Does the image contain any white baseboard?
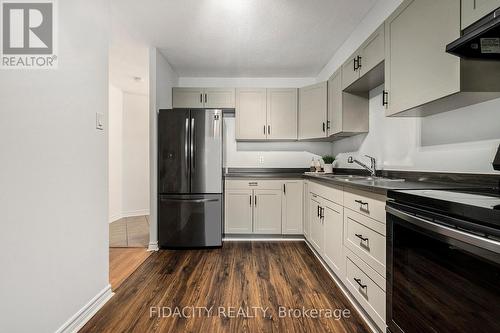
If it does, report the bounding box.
[224,237,304,242]
[55,284,113,333]
[122,209,150,218]
[303,240,380,333]
[147,241,159,251]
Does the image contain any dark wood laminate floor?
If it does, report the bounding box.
[81,242,370,333]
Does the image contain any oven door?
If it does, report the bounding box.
[386,204,500,333]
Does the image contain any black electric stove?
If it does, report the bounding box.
[386,186,500,333]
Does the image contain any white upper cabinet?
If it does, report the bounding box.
[235,88,298,141]
[172,88,204,108]
[327,70,369,137]
[235,88,267,140]
[384,0,461,116]
[204,88,235,108]
[173,88,235,108]
[266,88,298,140]
[359,24,385,78]
[461,0,500,29]
[341,54,361,90]
[298,81,328,140]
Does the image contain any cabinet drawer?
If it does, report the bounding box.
[308,180,343,205]
[343,188,386,222]
[345,252,386,331]
[344,210,385,276]
[225,179,282,190]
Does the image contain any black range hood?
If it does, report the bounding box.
[447,7,500,59]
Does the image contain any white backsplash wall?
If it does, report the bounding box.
[224,117,332,168]
[332,85,500,174]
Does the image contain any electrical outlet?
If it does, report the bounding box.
[259,156,264,164]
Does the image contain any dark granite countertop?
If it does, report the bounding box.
[224,168,491,195]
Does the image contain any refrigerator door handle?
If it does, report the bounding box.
[191,117,195,172]
[185,117,189,178]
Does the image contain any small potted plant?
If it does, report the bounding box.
[322,155,335,174]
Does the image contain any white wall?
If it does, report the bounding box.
[178,77,316,88]
[122,93,150,216]
[223,117,332,168]
[109,85,124,222]
[333,86,500,174]
[149,48,179,250]
[0,1,110,332]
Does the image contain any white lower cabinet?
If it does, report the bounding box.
[224,179,302,235]
[322,200,345,278]
[309,194,324,253]
[254,189,282,234]
[306,180,387,332]
[224,189,253,233]
[282,181,303,234]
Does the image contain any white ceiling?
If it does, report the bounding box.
[110,0,377,80]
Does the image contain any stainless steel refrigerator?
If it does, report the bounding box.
[158,109,223,248]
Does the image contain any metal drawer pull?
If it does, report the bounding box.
[249,182,258,186]
[354,278,367,289]
[355,234,369,242]
[355,199,368,206]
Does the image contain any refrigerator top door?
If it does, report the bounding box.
[158,109,190,194]
[190,109,223,194]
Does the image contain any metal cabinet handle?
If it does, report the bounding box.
[354,278,367,289]
[327,120,331,130]
[255,195,257,206]
[322,122,326,132]
[355,199,368,206]
[320,207,324,219]
[317,205,320,217]
[205,93,207,104]
[249,195,252,206]
[382,90,388,107]
[249,182,258,186]
[268,125,271,135]
[283,184,286,194]
[357,56,362,70]
[355,233,369,242]
[353,57,357,71]
[200,93,203,103]
[264,125,266,135]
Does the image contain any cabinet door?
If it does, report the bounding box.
[298,82,328,140]
[462,0,500,29]
[309,195,323,253]
[172,88,204,108]
[327,70,343,136]
[204,88,235,108]
[385,0,460,116]
[322,200,345,278]
[224,190,253,233]
[303,182,310,239]
[341,55,360,90]
[235,88,267,140]
[253,189,282,234]
[282,181,303,234]
[359,24,385,77]
[267,88,298,140]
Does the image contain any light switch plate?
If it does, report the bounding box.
[96,112,104,130]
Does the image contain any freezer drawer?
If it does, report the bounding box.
[158,194,222,248]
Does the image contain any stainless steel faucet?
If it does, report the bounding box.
[348,155,377,176]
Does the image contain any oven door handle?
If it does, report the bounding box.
[387,206,500,254]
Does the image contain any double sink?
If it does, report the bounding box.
[316,174,406,187]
